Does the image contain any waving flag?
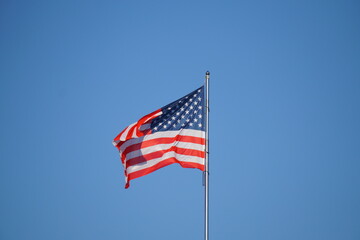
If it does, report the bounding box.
[113,86,206,188]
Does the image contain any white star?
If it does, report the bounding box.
[185,103,189,106]
[168,107,171,110]
[159,122,163,126]
[172,116,176,120]
[194,94,197,97]
[190,106,194,110]
[154,127,158,130]
[198,97,202,101]
[198,123,202,127]
[194,101,198,105]
[177,119,181,123]
[186,119,190,122]
[173,124,176,127]
[198,89,201,92]
[199,114,202,118]
[190,98,193,102]
[194,118,198,122]
[189,123,193,126]
[199,106,202,109]
[185,110,190,114]
[180,107,184,111]
[181,115,185,119]
[176,112,180,115]
[163,125,167,129]
[167,121,171,124]
[181,123,185,127]
[194,110,198,114]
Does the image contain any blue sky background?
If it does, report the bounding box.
[1,0,360,239]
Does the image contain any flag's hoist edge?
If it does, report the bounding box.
[113,86,206,188]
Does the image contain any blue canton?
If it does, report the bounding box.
[151,86,205,132]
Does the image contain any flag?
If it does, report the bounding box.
[113,86,206,188]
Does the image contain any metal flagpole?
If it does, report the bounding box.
[204,71,210,240]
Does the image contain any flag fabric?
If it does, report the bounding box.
[113,86,206,188]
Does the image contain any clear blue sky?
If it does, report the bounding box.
[1,0,360,239]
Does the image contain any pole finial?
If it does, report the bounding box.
[206,71,210,76]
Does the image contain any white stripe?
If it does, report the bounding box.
[119,129,205,153]
[112,140,120,146]
[126,152,204,174]
[131,128,138,138]
[144,111,162,122]
[125,141,205,161]
[139,123,151,131]
[119,122,137,141]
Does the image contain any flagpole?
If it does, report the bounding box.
[204,71,210,240]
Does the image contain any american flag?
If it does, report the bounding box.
[113,86,206,188]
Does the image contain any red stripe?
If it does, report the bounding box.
[126,124,137,139]
[138,109,162,125]
[113,128,128,148]
[125,158,205,188]
[122,135,205,158]
[135,109,162,137]
[113,124,136,149]
[113,109,162,149]
[126,146,205,167]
